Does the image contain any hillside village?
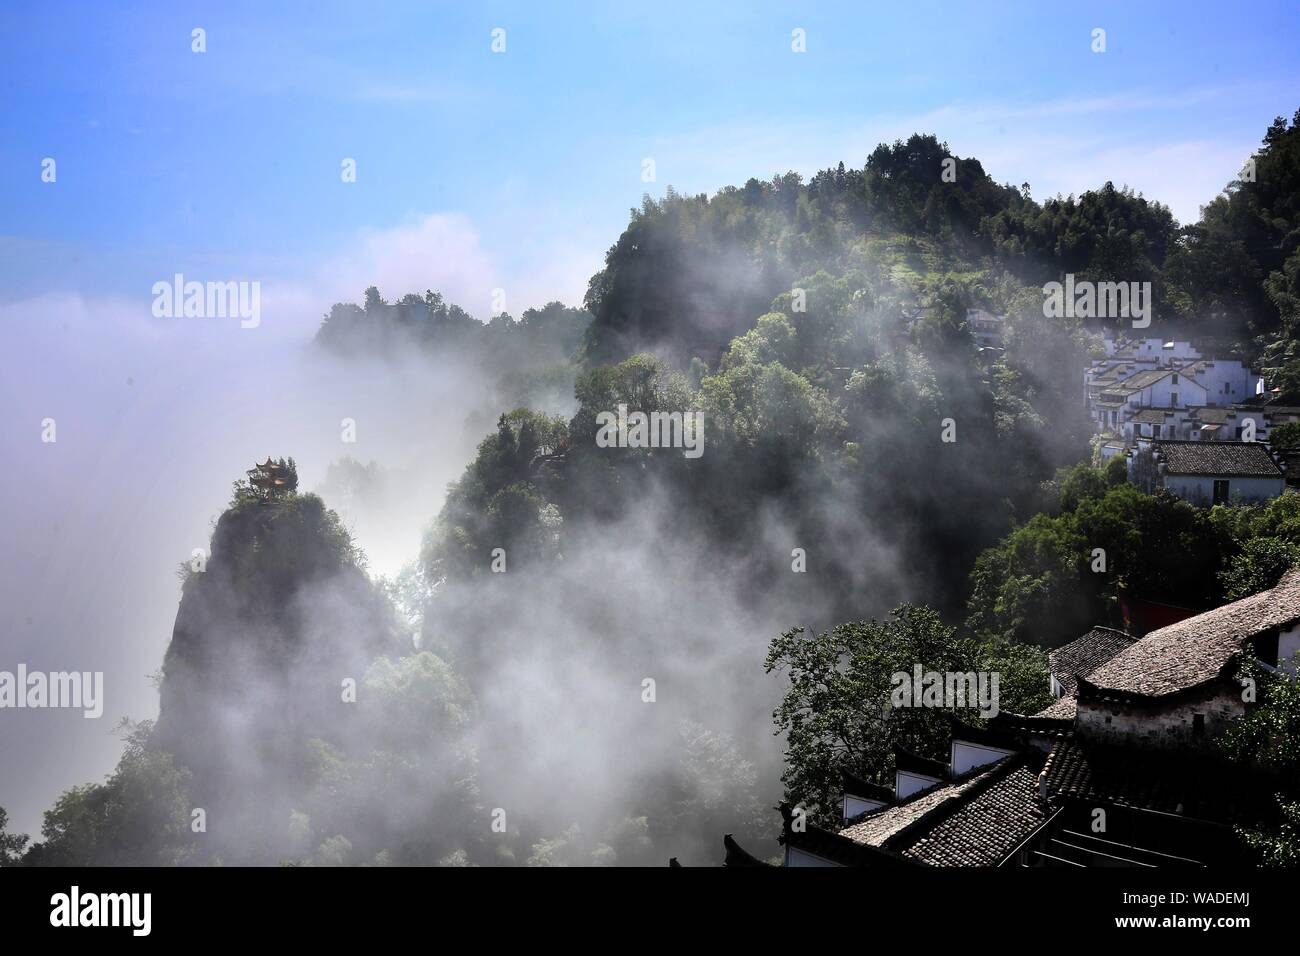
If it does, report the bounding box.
[714,318,1300,869]
[968,312,1295,505]
[724,567,1300,868]
[1086,334,1295,504]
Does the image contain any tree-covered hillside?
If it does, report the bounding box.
[583,119,1300,370]
[9,114,1299,867]
[317,286,591,378]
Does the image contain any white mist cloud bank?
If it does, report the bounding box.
[290,211,592,323]
[0,263,503,834]
[0,189,612,838]
[319,213,498,315]
[0,286,790,856]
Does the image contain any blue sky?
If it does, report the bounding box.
[2,0,1299,317]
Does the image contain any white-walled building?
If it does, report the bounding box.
[1085,338,1266,456]
[1185,359,1264,405]
[1135,440,1286,505]
[1092,368,1208,431]
[1122,406,1191,442]
[1186,406,1271,442]
[1120,367,1208,411]
[1102,336,1202,363]
[963,308,1004,349]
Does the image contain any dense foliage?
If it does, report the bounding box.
[584,116,1300,375]
[1220,664,1300,865]
[967,462,1300,647]
[764,606,1050,827]
[317,286,591,381]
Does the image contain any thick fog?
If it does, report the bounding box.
[0,231,1085,865]
[0,282,847,862]
[0,285,495,836]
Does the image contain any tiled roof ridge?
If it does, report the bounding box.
[880,753,1032,853]
[1052,625,1136,652]
[1050,626,1138,695]
[1076,656,1243,703]
[786,818,918,867]
[841,805,888,827]
[1088,624,1136,641]
[1032,695,1078,720]
[894,745,950,780]
[1119,368,1204,392]
[1040,738,1070,800]
[1085,566,1300,697]
[988,711,1074,737]
[1152,437,1260,444]
[847,754,1019,832]
[847,748,1009,825]
[841,768,894,804]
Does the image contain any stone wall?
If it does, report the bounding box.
[1076,683,1245,751]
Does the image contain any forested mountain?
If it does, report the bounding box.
[582,120,1299,368]
[317,287,591,378]
[1171,113,1300,386]
[416,114,1300,834]
[7,114,1299,867]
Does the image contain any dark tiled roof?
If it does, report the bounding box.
[840,760,1006,847]
[1086,569,1300,697]
[1033,695,1078,720]
[989,711,1074,738]
[1094,365,1138,382]
[1043,739,1187,814]
[945,714,1024,751]
[1152,440,1283,478]
[784,820,915,867]
[1131,408,1172,424]
[1189,406,1234,425]
[894,756,1048,866]
[1049,626,1136,695]
[1120,369,1184,392]
[1041,739,1275,822]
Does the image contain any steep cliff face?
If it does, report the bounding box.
[155,490,406,859]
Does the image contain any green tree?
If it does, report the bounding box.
[293,652,481,867]
[765,605,978,825]
[980,636,1053,717]
[1270,420,1300,449]
[0,807,29,865]
[1220,664,1300,865]
[24,722,197,866]
[1219,537,1300,601]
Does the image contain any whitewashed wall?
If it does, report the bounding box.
[1162,474,1284,505]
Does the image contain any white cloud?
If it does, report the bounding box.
[286,211,595,324]
[318,212,497,314]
